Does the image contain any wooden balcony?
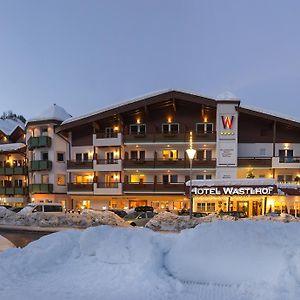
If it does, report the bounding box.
[0,166,28,175]
[123,182,185,193]
[67,160,93,170]
[29,160,52,171]
[27,136,51,150]
[67,183,94,192]
[0,186,28,195]
[238,157,272,168]
[123,158,216,169]
[29,184,53,194]
[123,131,216,143]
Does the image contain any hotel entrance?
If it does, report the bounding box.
[237,201,249,217]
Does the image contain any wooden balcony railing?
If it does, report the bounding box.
[123,182,185,193]
[67,160,93,169]
[123,158,216,169]
[238,157,272,167]
[67,183,94,192]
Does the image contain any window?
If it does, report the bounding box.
[42,175,49,184]
[75,153,89,161]
[76,153,82,161]
[44,205,63,213]
[130,124,146,135]
[83,153,89,161]
[196,123,213,133]
[196,175,204,180]
[162,123,179,134]
[259,148,266,156]
[14,179,23,187]
[105,127,113,138]
[76,175,93,183]
[196,149,212,160]
[130,150,145,160]
[162,149,178,160]
[57,175,66,186]
[277,175,284,182]
[207,202,216,212]
[162,174,178,184]
[57,152,65,162]
[41,127,48,136]
[197,203,206,211]
[130,174,145,183]
[196,174,212,180]
[41,152,48,160]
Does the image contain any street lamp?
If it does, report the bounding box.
[186,131,196,219]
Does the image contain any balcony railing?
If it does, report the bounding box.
[278,156,300,163]
[27,136,52,150]
[123,158,216,169]
[67,160,93,170]
[0,186,28,195]
[29,184,53,194]
[123,131,216,143]
[97,182,119,188]
[96,159,120,165]
[29,160,52,171]
[95,132,118,139]
[123,182,185,193]
[0,166,28,175]
[238,157,272,168]
[67,183,94,192]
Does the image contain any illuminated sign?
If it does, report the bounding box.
[221,116,234,130]
[191,186,275,196]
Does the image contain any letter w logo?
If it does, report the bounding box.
[221,116,234,129]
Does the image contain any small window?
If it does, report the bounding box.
[57,175,66,186]
[205,174,212,180]
[57,152,65,162]
[130,124,146,135]
[42,175,49,184]
[162,123,179,134]
[41,152,48,160]
[41,128,48,136]
[14,179,23,187]
[196,175,204,180]
[196,123,213,133]
[285,175,293,182]
[207,203,216,212]
[170,175,178,183]
[162,150,178,160]
[277,175,285,182]
[76,153,82,161]
[83,153,89,161]
[197,203,206,211]
[162,175,169,184]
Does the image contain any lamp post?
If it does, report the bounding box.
[186,131,196,219]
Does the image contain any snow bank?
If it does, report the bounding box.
[250,212,300,223]
[0,207,129,228]
[146,212,235,231]
[0,235,15,252]
[1,222,300,299]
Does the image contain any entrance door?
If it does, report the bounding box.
[237,201,249,217]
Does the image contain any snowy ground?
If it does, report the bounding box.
[0,221,300,300]
[0,235,14,252]
[0,207,129,228]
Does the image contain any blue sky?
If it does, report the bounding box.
[0,0,300,119]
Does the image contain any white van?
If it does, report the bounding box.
[19,203,64,214]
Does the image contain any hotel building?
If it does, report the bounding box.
[49,89,300,216]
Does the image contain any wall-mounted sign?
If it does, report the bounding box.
[191,185,275,196]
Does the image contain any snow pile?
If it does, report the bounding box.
[250,212,300,223]
[1,222,300,299]
[0,235,15,252]
[145,212,235,231]
[0,207,129,228]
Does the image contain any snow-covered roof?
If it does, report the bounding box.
[0,143,26,153]
[186,178,276,187]
[0,118,25,136]
[61,89,215,126]
[240,105,300,124]
[27,104,71,123]
[216,91,240,101]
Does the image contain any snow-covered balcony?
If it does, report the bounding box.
[94,182,122,195]
[93,159,122,172]
[272,156,300,169]
[93,132,122,147]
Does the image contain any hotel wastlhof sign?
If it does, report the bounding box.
[191,185,276,196]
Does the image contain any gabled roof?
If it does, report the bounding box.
[58,89,216,131]
[0,143,26,153]
[27,104,72,125]
[0,118,25,136]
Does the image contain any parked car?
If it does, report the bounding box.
[19,203,64,214]
[134,206,154,213]
[178,210,208,218]
[0,205,13,209]
[124,211,156,227]
[109,209,127,218]
[9,207,24,213]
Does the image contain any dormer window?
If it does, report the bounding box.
[196,123,213,134]
[130,124,146,135]
[162,123,179,134]
[41,127,48,136]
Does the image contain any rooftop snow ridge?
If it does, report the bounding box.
[0,118,25,136]
[27,104,72,123]
[216,91,240,101]
[61,89,215,125]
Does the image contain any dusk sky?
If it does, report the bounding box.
[0,0,300,120]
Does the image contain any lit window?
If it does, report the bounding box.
[57,175,66,186]
[162,149,178,160]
